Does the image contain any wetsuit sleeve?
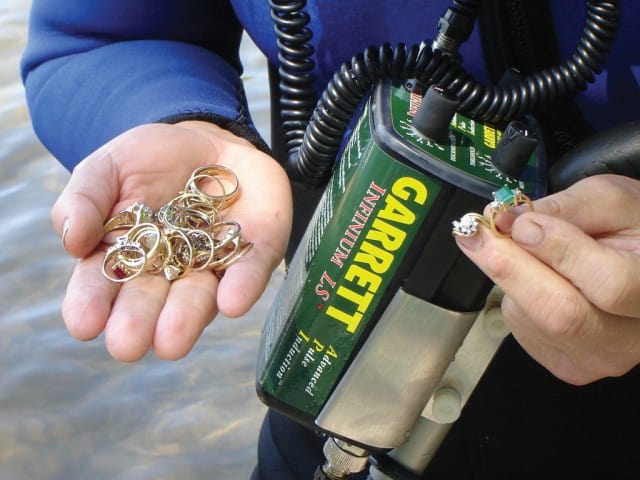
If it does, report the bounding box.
[21,0,269,171]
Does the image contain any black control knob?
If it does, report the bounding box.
[412,85,459,143]
[491,120,538,178]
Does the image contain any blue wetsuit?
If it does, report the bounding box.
[21,1,640,478]
[21,1,640,169]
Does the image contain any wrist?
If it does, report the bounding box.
[161,112,272,155]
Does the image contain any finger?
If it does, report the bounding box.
[216,201,291,317]
[498,294,578,380]
[501,292,640,385]
[455,212,640,385]
[52,147,119,258]
[499,294,604,385]
[216,158,292,317]
[153,270,219,360]
[217,246,276,318]
[62,252,119,341]
[511,212,640,317]
[454,225,595,339]
[104,274,170,362]
[534,174,640,234]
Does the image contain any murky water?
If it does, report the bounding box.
[0,2,277,478]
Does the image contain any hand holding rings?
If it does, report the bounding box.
[452,186,533,238]
[101,165,252,283]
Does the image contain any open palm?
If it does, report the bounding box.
[51,121,292,361]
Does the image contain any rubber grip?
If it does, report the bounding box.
[549,121,640,192]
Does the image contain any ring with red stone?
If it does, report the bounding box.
[101,236,147,282]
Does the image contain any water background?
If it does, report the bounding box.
[0,1,278,478]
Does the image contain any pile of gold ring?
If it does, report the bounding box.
[101,165,252,283]
[452,185,533,238]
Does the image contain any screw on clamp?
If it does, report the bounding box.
[314,437,370,479]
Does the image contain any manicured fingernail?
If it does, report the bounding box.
[453,229,483,251]
[512,217,544,246]
[510,203,530,215]
[61,218,71,253]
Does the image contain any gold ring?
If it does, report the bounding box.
[157,205,214,231]
[127,223,163,263]
[186,165,239,209]
[104,202,154,233]
[101,236,147,282]
[145,234,173,275]
[187,229,216,270]
[165,193,223,227]
[451,212,489,237]
[162,228,194,281]
[101,165,250,283]
[207,221,251,270]
[488,186,533,237]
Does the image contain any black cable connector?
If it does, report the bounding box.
[432,7,476,56]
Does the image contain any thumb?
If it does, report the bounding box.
[52,146,119,258]
[536,174,640,234]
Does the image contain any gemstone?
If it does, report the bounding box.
[452,213,479,236]
[492,186,516,205]
[131,201,154,224]
[163,264,181,281]
[157,205,174,224]
[112,265,128,279]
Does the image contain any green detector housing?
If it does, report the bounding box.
[256,79,544,449]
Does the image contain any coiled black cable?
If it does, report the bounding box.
[270,0,621,186]
[446,1,621,122]
[292,45,457,184]
[269,0,318,153]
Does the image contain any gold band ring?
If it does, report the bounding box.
[104,202,155,233]
[487,186,533,237]
[186,165,239,209]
